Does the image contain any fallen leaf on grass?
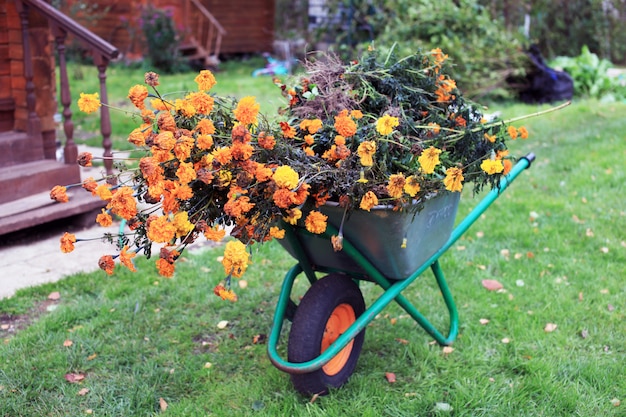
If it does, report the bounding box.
[87,353,97,361]
[48,292,61,301]
[434,402,453,412]
[479,318,490,325]
[77,388,90,396]
[64,373,85,383]
[611,398,621,407]
[607,304,615,312]
[252,334,267,344]
[385,372,396,383]
[580,329,589,339]
[63,340,73,347]
[544,323,558,332]
[159,397,168,411]
[217,320,229,329]
[395,338,409,345]
[442,346,454,355]
[501,338,511,344]
[600,247,609,253]
[482,279,503,291]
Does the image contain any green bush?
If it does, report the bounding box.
[551,46,626,100]
[139,5,185,74]
[311,0,529,100]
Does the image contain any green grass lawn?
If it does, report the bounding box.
[2,94,625,416]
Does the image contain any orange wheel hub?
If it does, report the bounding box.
[321,303,356,376]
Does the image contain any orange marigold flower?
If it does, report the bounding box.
[214,285,238,302]
[481,159,504,175]
[147,215,176,243]
[60,232,76,253]
[331,234,344,251]
[455,115,467,127]
[176,161,197,185]
[233,96,260,125]
[375,114,399,136]
[150,98,174,111]
[431,47,449,65]
[507,125,518,139]
[304,146,315,156]
[120,245,137,272]
[305,211,328,234]
[212,147,233,165]
[518,126,529,139]
[95,184,112,201]
[128,84,148,110]
[254,164,273,182]
[273,188,297,208]
[222,240,250,278]
[157,112,176,132]
[77,152,93,167]
[195,69,217,91]
[204,225,226,242]
[195,118,216,135]
[156,258,175,278]
[444,167,464,192]
[269,226,285,239]
[231,141,254,161]
[129,127,148,146]
[334,112,357,137]
[427,122,441,135]
[350,109,363,119]
[196,134,214,150]
[50,185,69,203]
[387,173,406,199]
[77,92,100,114]
[175,98,196,118]
[359,191,379,211]
[280,121,296,138]
[503,159,513,175]
[225,195,255,218]
[418,146,442,174]
[96,208,113,227]
[257,132,276,150]
[186,91,214,114]
[299,118,323,134]
[154,131,176,151]
[357,140,376,166]
[484,133,496,143]
[98,255,115,275]
[82,177,98,194]
[403,175,421,197]
[109,186,137,220]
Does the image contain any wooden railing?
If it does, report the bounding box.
[183,0,226,63]
[19,0,119,178]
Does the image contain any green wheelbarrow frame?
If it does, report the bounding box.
[268,153,536,374]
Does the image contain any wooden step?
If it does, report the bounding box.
[0,130,46,166]
[0,159,81,204]
[0,187,106,236]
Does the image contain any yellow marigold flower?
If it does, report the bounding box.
[50,185,69,203]
[334,112,357,137]
[222,240,250,278]
[60,232,76,253]
[359,191,379,211]
[195,69,217,91]
[109,186,137,220]
[147,215,176,243]
[196,118,216,135]
[273,166,299,189]
[403,175,421,197]
[387,173,406,198]
[96,208,113,227]
[233,96,260,125]
[481,159,504,175]
[156,258,175,278]
[305,211,328,234]
[217,169,232,187]
[98,255,115,275]
[418,146,442,174]
[444,167,464,192]
[518,126,529,139]
[175,98,196,118]
[283,208,302,225]
[95,184,112,201]
[77,92,100,114]
[120,246,137,272]
[507,125,518,139]
[150,98,174,111]
[173,211,194,238]
[375,114,399,136]
[186,91,214,114]
[269,226,285,239]
[128,85,148,109]
[357,140,376,167]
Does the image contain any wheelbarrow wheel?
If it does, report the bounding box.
[287,273,366,395]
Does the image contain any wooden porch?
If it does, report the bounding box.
[0,0,118,236]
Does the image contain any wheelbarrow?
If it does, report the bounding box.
[267,153,536,395]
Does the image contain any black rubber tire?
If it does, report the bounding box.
[287,273,366,395]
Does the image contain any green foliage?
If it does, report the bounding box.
[311,0,529,100]
[139,5,186,74]
[551,46,626,100]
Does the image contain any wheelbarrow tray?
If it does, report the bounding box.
[278,192,461,280]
